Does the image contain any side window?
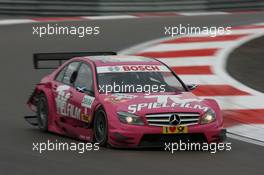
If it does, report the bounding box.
[55,65,67,82]
[74,63,94,92]
[62,62,80,85]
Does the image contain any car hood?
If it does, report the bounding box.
[99,92,211,116]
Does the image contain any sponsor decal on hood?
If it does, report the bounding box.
[104,93,137,104]
[126,95,208,113]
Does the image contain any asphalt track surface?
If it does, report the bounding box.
[227,36,264,93]
[0,13,264,175]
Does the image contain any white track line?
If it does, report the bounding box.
[0,19,35,25]
[227,133,264,147]
[228,29,264,35]
[200,95,264,110]
[228,125,264,143]
[179,12,230,16]
[158,57,214,67]
[179,75,227,85]
[140,42,234,52]
[81,15,137,20]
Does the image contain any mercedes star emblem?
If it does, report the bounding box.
[169,114,181,125]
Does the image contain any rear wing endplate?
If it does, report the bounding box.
[33,52,117,69]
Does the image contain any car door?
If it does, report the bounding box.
[52,61,81,122]
[70,62,95,126]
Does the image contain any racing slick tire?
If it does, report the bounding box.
[93,108,108,147]
[36,93,49,131]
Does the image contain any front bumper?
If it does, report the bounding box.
[108,122,226,148]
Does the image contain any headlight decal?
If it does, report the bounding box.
[117,112,144,125]
[200,109,216,124]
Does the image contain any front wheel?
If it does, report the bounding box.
[37,93,49,131]
[93,109,108,147]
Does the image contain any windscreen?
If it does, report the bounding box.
[96,65,185,94]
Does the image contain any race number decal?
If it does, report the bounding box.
[81,95,95,109]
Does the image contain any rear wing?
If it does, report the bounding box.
[33,52,117,69]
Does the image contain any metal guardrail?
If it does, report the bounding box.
[0,0,263,16]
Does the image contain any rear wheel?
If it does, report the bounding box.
[37,93,49,131]
[93,109,108,147]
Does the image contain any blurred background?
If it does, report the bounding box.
[0,0,263,16]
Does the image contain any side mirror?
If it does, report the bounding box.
[70,71,78,84]
[76,86,87,93]
[186,84,198,91]
[76,86,94,96]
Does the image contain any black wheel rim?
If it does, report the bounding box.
[95,112,107,143]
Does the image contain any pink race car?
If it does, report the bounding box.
[25,52,226,148]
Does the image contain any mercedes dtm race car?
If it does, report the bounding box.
[25,52,226,148]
